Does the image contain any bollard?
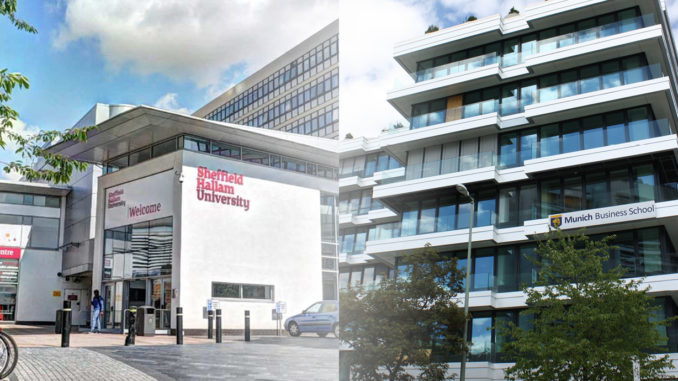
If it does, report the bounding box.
[207,309,214,339]
[216,309,222,343]
[125,309,137,346]
[176,307,183,345]
[244,310,250,342]
[61,301,71,348]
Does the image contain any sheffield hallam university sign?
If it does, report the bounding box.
[548,201,656,230]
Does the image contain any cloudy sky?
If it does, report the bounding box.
[2,0,678,179]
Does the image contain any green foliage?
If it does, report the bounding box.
[345,133,354,139]
[466,15,477,22]
[339,244,466,380]
[425,25,439,34]
[508,7,519,15]
[502,229,674,381]
[1,0,94,184]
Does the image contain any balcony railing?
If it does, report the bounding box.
[411,63,663,129]
[414,14,654,83]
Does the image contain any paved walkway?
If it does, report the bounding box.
[6,337,338,380]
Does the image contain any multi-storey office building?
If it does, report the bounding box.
[193,20,339,139]
[339,0,678,378]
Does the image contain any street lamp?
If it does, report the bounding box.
[456,183,474,381]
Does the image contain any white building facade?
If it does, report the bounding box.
[339,0,678,378]
[48,106,338,333]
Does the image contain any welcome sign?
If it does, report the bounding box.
[548,201,656,230]
[104,170,175,229]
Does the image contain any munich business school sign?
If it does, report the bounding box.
[548,201,656,230]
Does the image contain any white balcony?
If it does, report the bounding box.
[338,208,399,228]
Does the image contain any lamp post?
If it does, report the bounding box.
[456,183,474,381]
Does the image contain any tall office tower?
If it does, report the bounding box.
[339,0,678,377]
[193,20,339,139]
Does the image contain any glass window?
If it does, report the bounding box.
[622,55,647,84]
[605,111,627,145]
[497,247,517,292]
[521,34,537,59]
[639,229,662,274]
[602,61,621,89]
[563,176,582,212]
[559,70,578,98]
[476,193,496,227]
[519,184,538,223]
[498,188,517,228]
[401,202,419,237]
[541,179,562,218]
[538,28,558,53]
[354,230,367,253]
[429,99,446,126]
[628,106,650,141]
[585,172,609,209]
[183,136,209,153]
[500,133,518,168]
[463,91,481,118]
[243,149,269,165]
[562,120,581,154]
[129,147,151,166]
[364,154,378,177]
[473,254,494,290]
[634,165,656,202]
[598,14,617,37]
[610,169,632,206]
[520,81,538,110]
[470,315,493,358]
[500,86,519,115]
[540,124,560,157]
[457,202,472,230]
[538,73,559,102]
[520,129,537,165]
[558,23,576,48]
[582,115,604,150]
[418,200,437,234]
[152,139,177,158]
[211,141,241,160]
[577,18,597,43]
[212,283,240,298]
[520,245,538,287]
[0,193,22,205]
[502,39,520,67]
[242,284,273,300]
[580,64,601,93]
[437,197,456,232]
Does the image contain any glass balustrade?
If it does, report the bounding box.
[414,14,653,83]
[411,63,663,129]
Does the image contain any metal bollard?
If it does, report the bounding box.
[216,309,222,343]
[244,310,250,342]
[176,307,183,345]
[125,309,137,346]
[61,301,71,348]
[207,310,214,339]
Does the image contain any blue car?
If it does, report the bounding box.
[285,300,339,337]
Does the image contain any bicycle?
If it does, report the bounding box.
[0,329,18,379]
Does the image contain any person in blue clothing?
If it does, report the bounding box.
[91,290,104,333]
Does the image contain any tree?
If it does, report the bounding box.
[344,132,354,139]
[508,7,519,15]
[339,244,466,381]
[425,25,439,34]
[1,0,94,184]
[503,229,674,381]
[466,15,477,22]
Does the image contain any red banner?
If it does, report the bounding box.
[0,247,21,260]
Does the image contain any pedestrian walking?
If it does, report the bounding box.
[91,290,104,333]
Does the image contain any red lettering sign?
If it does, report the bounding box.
[0,247,21,260]
[196,166,251,211]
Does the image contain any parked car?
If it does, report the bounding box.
[285,300,339,337]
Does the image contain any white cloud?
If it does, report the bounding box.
[0,170,23,182]
[53,0,338,89]
[153,92,191,114]
[437,0,530,21]
[6,119,41,151]
[666,0,678,45]
[339,0,437,139]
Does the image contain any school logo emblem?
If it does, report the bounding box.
[550,215,562,229]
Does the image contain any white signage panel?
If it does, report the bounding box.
[548,201,656,230]
[104,171,175,229]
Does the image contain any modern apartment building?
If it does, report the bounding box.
[193,20,339,139]
[339,0,678,378]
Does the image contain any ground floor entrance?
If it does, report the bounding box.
[103,277,171,331]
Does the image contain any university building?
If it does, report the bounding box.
[0,22,340,332]
[339,0,678,377]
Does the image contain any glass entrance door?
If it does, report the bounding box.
[151,278,171,329]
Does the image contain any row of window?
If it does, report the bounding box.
[340,152,402,178]
[206,35,338,123]
[402,106,666,182]
[238,71,339,130]
[0,214,60,250]
[211,282,274,300]
[0,192,60,208]
[341,226,675,294]
[415,7,645,82]
[342,158,678,250]
[338,189,385,216]
[411,54,656,129]
[103,217,173,280]
[282,103,338,136]
[102,135,338,180]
